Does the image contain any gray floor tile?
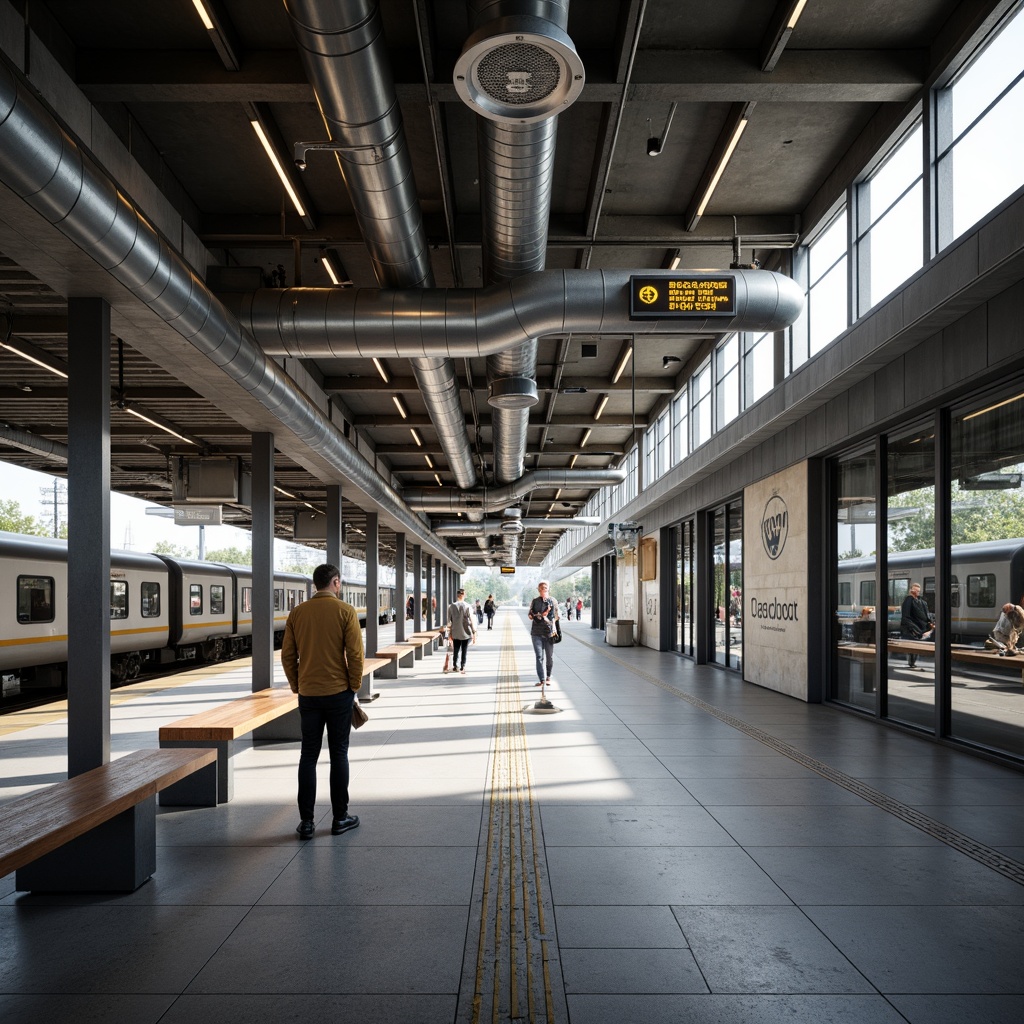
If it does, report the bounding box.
[561,946,708,993]
[888,994,1024,1022]
[529,774,698,806]
[672,905,875,994]
[566,993,909,1023]
[159,993,458,1023]
[805,905,1024,993]
[555,905,689,948]
[156,802,301,845]
[528,753,675,779]
[659,754,818,779]
[0,993,175,1024]
[186,905,467,994]
[0,904,247,993]
[680,775,869,806]
[748,845,1024,905]
[540,804,737,846]
[548,847,791,906]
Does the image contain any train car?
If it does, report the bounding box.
[338,580,396,627]
[837,538,1024,643]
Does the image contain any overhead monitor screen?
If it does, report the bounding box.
[629,276,736,318]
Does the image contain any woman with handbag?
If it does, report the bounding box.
[528,580,560,687]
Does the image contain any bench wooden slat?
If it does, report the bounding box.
[159,687,298,742]
[0,748,217,878]
[362,657,391,674]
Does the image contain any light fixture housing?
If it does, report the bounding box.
[392,395,408,419]
[250,118,307,219]
[372,357,390,383]
[594,394,609,420]
[611,345,633,385]
[123,404,200,446]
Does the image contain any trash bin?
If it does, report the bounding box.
[605,618,634,646]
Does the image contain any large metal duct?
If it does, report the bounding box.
[0,57,462,569]
[235,269,804,357]
[455,0,585,483]
[284,0,477,490]
[404,468,626,514]
[0,422,69,462]
[433,516,601,535]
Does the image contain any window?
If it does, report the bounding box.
[860,579,876,606]
[838,581,852,605]
[17,575,54,623]
[807,212,849,357]
[654,409,670,480]
[743,331,774,407]
[110,580,128,619]
[714,335,739,430]
[190,584,203,615]
[950,574,960,609]
[967,573,996,607]
[274,588,285,611]
[241,587,252,613]
[672,389,689,464]
[937,6,1024,247]
[857,123,923,312]
[141,582,161,617]
[692,360,712,448]
[210,584,226,615]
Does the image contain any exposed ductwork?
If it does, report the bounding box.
[433,515,601,536]
[283,0,478,490]
[456,0,583,484]
[0,55,464,570]
[0,422,69,462]
[403,468,627,514]
[234,269,804,357]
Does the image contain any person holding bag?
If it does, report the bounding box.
[528,580,560,687]
[446,587,476,675]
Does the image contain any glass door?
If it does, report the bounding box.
[710,501,742,669]
[676,520,695,656]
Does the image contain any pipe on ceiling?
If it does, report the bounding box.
[283,0,478,490]
[433,516,601,535]
[0,422,69,462]
[403,468,626,514]
[0,57,464,571]
[234,268,804,357]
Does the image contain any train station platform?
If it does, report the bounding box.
[2,610,1024,1023]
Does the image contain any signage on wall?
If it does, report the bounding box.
[761,492,789,560]
[629,275,736,319]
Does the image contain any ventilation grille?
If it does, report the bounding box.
[475,43,561,105]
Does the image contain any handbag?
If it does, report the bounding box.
[351,698,368,729]
[551,620,562,643]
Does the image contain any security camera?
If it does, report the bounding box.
[294,158,307,171]
[662,355,681,369]
[647,137,662,157]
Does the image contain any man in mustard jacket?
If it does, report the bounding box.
[282,563,364,839]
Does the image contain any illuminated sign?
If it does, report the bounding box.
[173,505,222,525]
[500,566,516,575]
[629,276,735,318]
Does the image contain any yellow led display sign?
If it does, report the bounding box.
[500,566,516,574]
[629,275,735,318]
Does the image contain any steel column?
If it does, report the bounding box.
[251,432,275,691]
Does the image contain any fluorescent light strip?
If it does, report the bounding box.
[787,0,809,30]
[569,454,579,468]
[372,358,389,383]
[425,454,434,469]
[594,394,609,420]
[581,428,592,447]
[668,254,681,270]
[964,391,1024,420]
[410,428,422,446]
[124,405,196,445]
[434,473,443,487]
[392,395,408,419]
[0,340,68,379]
[274,486,298,499]
[322,256,340,286]
[191,0,214,30]
[250,120,306,218]
[696,118,748,218]
[611,347,633,385]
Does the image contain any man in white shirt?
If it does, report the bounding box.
[446,587,476,674]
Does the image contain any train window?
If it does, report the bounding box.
[17,575,54,623]
[210,585,226,615]
[274,588,285,611]
[923,577,936,614]
[287,588,298,610]
[242,587,252,613]
[190,584,203,615]
[889,578,910,606]
[110,581,128,619]
[967,573,996,607]
[141,582,161,617]
[838,582,852,605]
[950,575,960,609]
[860,579,876,606]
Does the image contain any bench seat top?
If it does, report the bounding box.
[0,748,217,878]
[160,687,297,742]
[362,656,391,673]
[375,645,413,658]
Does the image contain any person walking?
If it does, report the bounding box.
[900,581,934,669]
[475,598,484,625]
[528,580,559,687]
[447,587,476,674]
[484,594,496,629]
[282,563,363,839]
[575,597,583,621]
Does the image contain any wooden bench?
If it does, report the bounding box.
[408,631,442,653]
[374,643,418,677]
[358,656,391,701]
[1,748,217,893]
[838,641,1024,687]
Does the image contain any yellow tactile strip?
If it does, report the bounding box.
[457,616,567,1024]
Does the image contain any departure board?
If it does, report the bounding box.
[629,276,735,318]
[500,566,516,574]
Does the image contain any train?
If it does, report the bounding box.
[836,538,1024,643]
[0,532,396,695]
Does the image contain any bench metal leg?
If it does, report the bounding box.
[254,706,302,742]
[160,739,232,804]
[16,799,157,892]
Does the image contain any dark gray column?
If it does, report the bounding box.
[425,555,433,631]
[67,297,111,776]
[658,526,675,652]
[434,558,442,628]
[413,545,423,632]
[251,432,275,691]
[394,532,406,642]
[591,560,600,630]
[365,511,379,657]
[326,484,342,568]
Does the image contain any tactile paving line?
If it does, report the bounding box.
[457,616,567,1024]
[570,632,1024,889]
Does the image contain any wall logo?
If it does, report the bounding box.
[761,493,789,560]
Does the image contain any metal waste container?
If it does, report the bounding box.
[605,618,634,646]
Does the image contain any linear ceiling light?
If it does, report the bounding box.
[392,395,408,419]
[434,473,443,487]
[321,253,340,286]
[580,428,592,447]
[410,427,422,445]
[594,394,609,420]
[0,338,68,378]
[274,485,298,499]
[372,357,390,383]
[250,119,306,218]
[569,453,579,468]
[787,0,809,29]
[191,0,214,30]
[696,117,749,218]
[425,454,434,469]
[610,346,633,385]
[124,404,199,446]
